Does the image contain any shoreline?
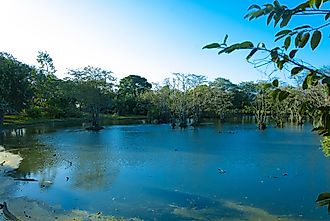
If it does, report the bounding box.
[0,145,142,221]
[1,115,148,130]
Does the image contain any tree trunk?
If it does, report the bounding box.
[86,107,104,131]
[258,122,267,130]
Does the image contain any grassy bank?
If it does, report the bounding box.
[2,114,147,128]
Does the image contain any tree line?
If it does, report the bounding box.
[1,51,328,130]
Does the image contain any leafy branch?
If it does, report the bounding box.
[203,0,330,137]
[246,0,330,27]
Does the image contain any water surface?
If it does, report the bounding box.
[1,122,330,220]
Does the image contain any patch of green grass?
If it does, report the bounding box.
[3,114,147,128]
[3,115,84,127]
[106,114,147,120]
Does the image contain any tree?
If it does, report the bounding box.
[203,0,330,133]
[210,77,250,113]
[36,51,56,75]
[118,75,152,97]
[67,66,115,130]
[140,85,172,123]
[28,51,74,118]
[210,77,237,91]
[209,86,233,121]
[164,73,206,128]
[252,82,273,129]
[188,84,211,125]
[0,52,33,125]
[282,87,304,125]
[237,81,259,113]
[116,75,152,115]
[186,74,207,126]
[269,88,290,127]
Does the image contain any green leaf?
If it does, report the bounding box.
[275,29,292,37]
[288,31,298,36]
[273,13,282,27]
[264,3,273,8]
[223,34,229,44]
[309,0,316,8]
[289,49,298,59]
[295,2,310,10]
[293,25,312,30]
[280,11,292,28]
[244,12,253,19]
[316,199,330,207]
[279,90,290,101]
[283,54,289,62]
[220,43,241,54]
[291,67,304,76]
[218,48,226,55]
[295,32,304,47]
[304,71,320,88]
[311,30,322,50]
[284,36,291,50]
[246,48,258,60]
[271,50,279,62]
[272,79,279,87]
[299,32,310,48]
[303,77,308,89]
[270,88,281,98]
[277,60,284,70]
[267,11,275,25]
[315,0,324,8]
[248,4,261,10]
[203,43,221,49]
[275,35,287,42]
[239,41,254,49]
[249,10,264,20]
[322,77,330,85]
[326,12,330,20]
[316,193,330,203]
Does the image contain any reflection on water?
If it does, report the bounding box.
[0,120,329,220]
[72,142,120,190]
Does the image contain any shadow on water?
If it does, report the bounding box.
[69,132,121,191]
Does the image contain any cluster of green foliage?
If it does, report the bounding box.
[204,0,330,135]
[0,52,33,123]
[115,75,152,115]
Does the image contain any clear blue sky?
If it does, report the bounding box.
[0,0,328,84]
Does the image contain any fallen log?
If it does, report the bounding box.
[14,178,38,182]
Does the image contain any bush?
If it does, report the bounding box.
[25,106,42,118]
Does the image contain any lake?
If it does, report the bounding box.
[1,121,330,220]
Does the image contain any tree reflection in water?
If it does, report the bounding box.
[1,127,58,188]
[71,144,120,191]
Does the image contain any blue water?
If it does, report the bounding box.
[3,122,330,220]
